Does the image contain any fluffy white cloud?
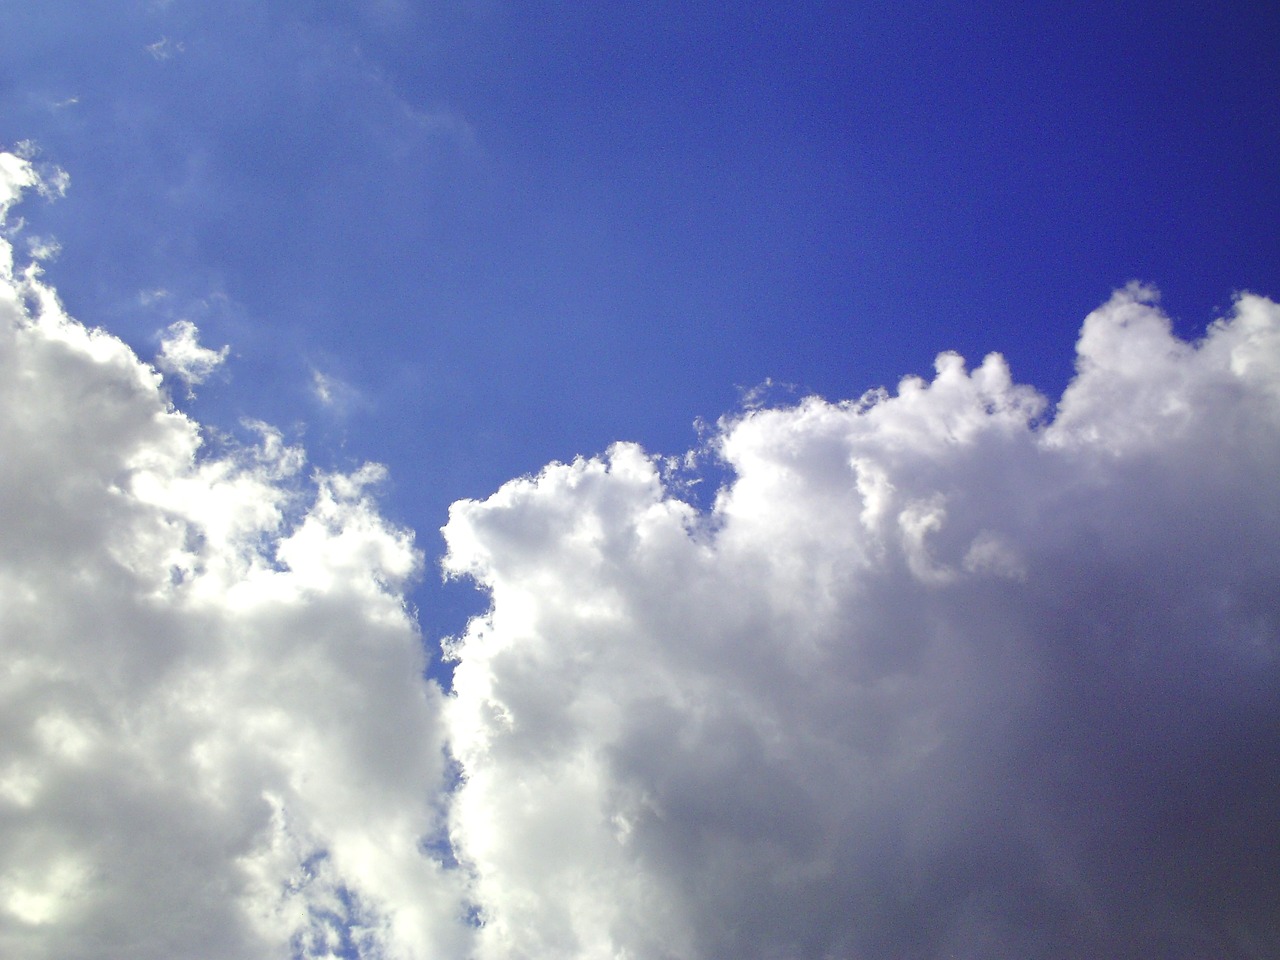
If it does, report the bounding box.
[443,287,1280,958]
[0,155,468,960]
[156,318,229,390]
[0,151,38,213]
[6,145,1280,960]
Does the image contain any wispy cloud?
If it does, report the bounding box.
[24,236,60,261]
[145,36,185,61]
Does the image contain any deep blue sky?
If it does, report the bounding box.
[3,0,1278,643]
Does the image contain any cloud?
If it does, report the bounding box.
[145,36,185,61]
[311,367,369,417]
[3,143,69,204]
[443,288,1280,958]
[154,319,228,391]
[24,236,61,262]
[0,155,469,959]
[6,144,1280,960]
[0,152,38,216]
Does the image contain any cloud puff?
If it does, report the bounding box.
[155,318,229,390]
[0,155,468,959]
[443,287,1280,958]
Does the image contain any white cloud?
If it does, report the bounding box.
[24,236,61,262]
[155,318,228,391]
[6,145,1280,960]
[443,289,1280,958]
[0,152,38,216]
[3,144,69,205]
[0,154,469,960]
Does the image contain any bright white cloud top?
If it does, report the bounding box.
[3,153,1280,958]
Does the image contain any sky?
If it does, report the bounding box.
[1,2,1279,958]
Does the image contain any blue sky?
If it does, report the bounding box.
[7,1,1277,507]
[3,3,1280,958]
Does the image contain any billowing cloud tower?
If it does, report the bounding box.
[444,286,1280,959]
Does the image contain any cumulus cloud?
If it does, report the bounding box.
[6,144,1280,960]
[0,152,38,215]
[155,318,229,391]
[6,142,71,201]
[0,155,468,959]
[443,287,1280,958]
